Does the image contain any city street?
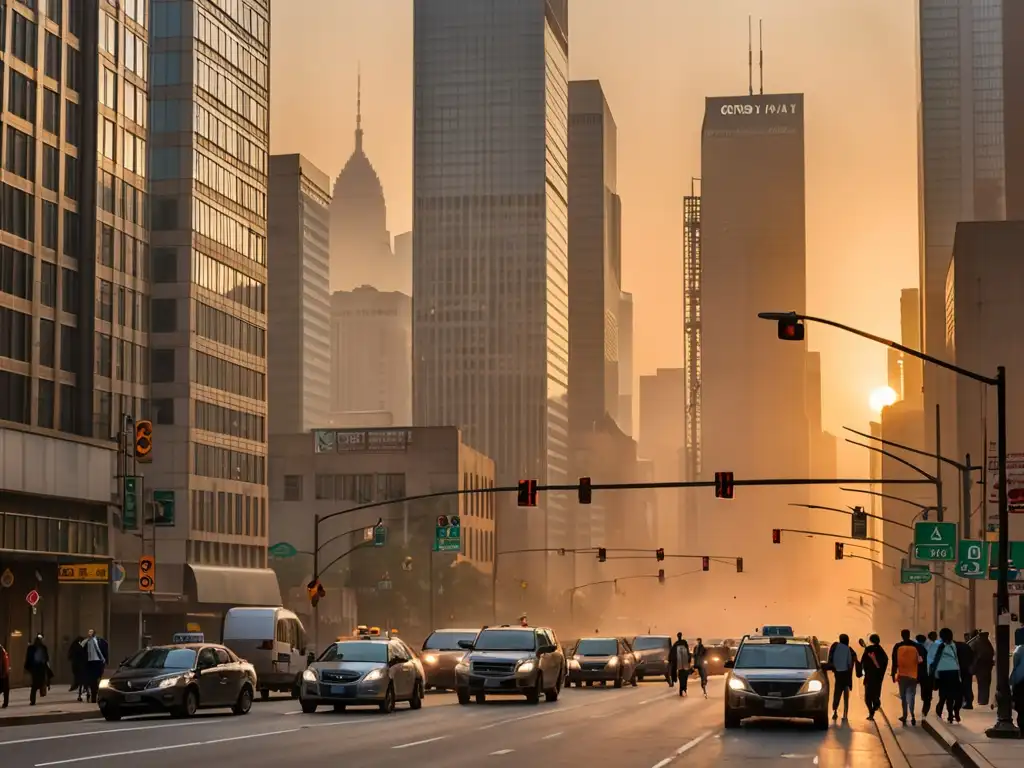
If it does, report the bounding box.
[1,678,895,767]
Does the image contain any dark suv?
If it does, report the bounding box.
[455,626,566,704]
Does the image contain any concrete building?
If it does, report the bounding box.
[618,292,634,437]
[394,230,412,296]
[0,0,149,672]
[412,0,571,604]
[638,369,686,553]
[329,287,411,426]
[269,426,495,640]
[114,0,279,649]
[268,154,332,434]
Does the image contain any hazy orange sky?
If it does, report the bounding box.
[270,0,921,471]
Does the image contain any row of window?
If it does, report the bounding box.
[192,198,267,265]
[195,57,268,134]
[193,442,265,485]
[0,370,77,431]
[209,0,271,48]
[100,117,147,177]
[195,300,266,357]
[189,488,267,539]
[0,245,32,300]
[192,349,265,400]
[196,7,269,90]
[195,398,266,442]
[98,170,147,227]
[189,250,266,312]
[101,13,147,81]
[194,101,268,175]
[99,225,148,280]
[93,333,149,385]
[193,149,267,218]
[0,306,31,363]
[296,473,408,504]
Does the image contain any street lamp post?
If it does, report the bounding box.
[758,310,1013,737]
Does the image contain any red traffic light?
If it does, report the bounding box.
[518,479,538,507]
[714,471,734,499]
[777,318,805,341]
[772,529,781,545]
[657,568,665,584]
[437,514,449,527]
[655,547,665,561]
[578,477,592,504]
[835,542,845,561]
[702,556,710,572]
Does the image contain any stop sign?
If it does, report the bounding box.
[25,589,40,607]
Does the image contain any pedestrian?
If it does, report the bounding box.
[923,631,939,717]
[861,634,888,720]
[80,629,108,703]
[23,634,51,705]
[827,634,858,721]
[668,632,685,687]
[929,627,962,725]
[0,640,10,708]
[1010,626,1024,732]
[519,614,528,628]
[692,638,709,698]
[969,630,995,707]
[892,629,923,726]
[67,636,86,700]
[674,638,691,697]
[958,632,976,710]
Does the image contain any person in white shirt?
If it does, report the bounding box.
[80,630,107,703]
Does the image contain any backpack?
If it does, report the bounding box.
[895,643,920,678]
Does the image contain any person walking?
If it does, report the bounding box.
[860,634,888,720]
[892,629,923,726]
[922,631,939,717]
[67,636,86,700]
[692,638,709,698]
[828,634,858,721]
[674,638,692,697]
[969,630,995,708]
[80,630,108,704]
[23,634,51,705]
[1010,626,1024,732]
[668,633,685,687]
[929,627,962,724]
[0,640,10,708]
[957,632,976,710]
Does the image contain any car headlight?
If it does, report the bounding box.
[98,679,110,689]
[605,657,619,668]
[727,676,748,692]
[301,668,318,682]
[423,654,438,665]
[364,668,385,681]
[517,660,535,674]
[711,656,720,662]
[149,675,183,689]
[802,679,824,694]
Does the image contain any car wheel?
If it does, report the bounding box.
[333,704,347,712]
[379,684,396,714]
[102,708,122,722]
[173,688,199,718]
[301,700,318,714]
[526,675,542,705]
[232,686,253,716]
[724,709,741,729]
[259,688,270,702]
[410,680,424,710]
[457,688,471,705]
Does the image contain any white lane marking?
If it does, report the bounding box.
[284,710,301,715]
[541,731,563,740]
[476,705,579,731]
[490,749,514,755]
[0,720,206,747]
[393,736,447,749]
[34,728,300,766]
[649,730,714,768]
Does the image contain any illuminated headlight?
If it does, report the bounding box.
[301,668,318,683]
[605,657,619,668]
[150,675,184,689]
[727,676,748,692]
[517,660,535,674]
[363,668,385,681]
[802,679,824,694]
[710,656,720,663]
[98,678,110,689]
[423,654,438,665]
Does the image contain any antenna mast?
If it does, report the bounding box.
[748,16,753,97]
[759,19,764,95]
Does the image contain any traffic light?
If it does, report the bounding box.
[835,542,845,561]
[135,419,153,463]
[777,316,805,341]
[714,471,734,499]
[517,479,538,507]
[597,547,607,563]
[578,476,592,504]
[736,558,743,573]
[658,569,665,584]
[655,547,665,562]
[307,579,326,607]
[138,555,155,592]
[851,507,868,540]
[772,528,781,545]
[702,556,710,572]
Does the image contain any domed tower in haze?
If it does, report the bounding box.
[330,72,402,293]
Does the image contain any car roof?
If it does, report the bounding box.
[482,626,533,632]
[428,628,481,634]
[632,634,670,639]
[739,636,813,646]
[577,636,618,641]
[148,643,215,649]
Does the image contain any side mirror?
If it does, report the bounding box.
[538,644,557,655]
[306,652,315,666]
[457,640,474,650]
[723,660,734,669]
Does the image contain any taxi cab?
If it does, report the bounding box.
[300,629,425,714]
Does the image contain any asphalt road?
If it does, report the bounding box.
[1,678,895,767]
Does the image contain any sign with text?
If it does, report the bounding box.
[955,540,988,579]
[986,444,1024,532]
[58,563,110,583]
[434,526,461,553]
[313,429,413,454]
[912,521,957,562]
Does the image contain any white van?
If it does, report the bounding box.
[222,607,311,700]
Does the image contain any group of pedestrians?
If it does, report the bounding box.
[0,630,109,707]
[668,633,710,698]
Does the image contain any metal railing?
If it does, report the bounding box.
[0,511,110,558]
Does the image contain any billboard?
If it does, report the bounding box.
[703,93,804,137]
[313,429,413,454]
[986,442,1024,532]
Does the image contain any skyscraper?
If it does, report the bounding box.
[412,0,570,599]
[268,154,332,434]
[142,0,278,609]
[618,291,634,437]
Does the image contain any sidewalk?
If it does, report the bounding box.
[876,690,960,768]
[923,704,1024,768]
[0,686,101,727]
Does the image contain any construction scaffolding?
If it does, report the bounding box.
[683,191,702,481]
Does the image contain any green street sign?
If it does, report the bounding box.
[268,542,298,559]
[373,525,387,547]
[900,567,932,585]
[955,540,988,578]
[123,476,140,530]
[986,541,1024,579]
[153,490,175,526]
[434,525,461,552]
[912,521,957,561]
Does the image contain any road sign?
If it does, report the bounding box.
[268,542,298,559]
[25,589,40,606]
[58,564,109,583]
[986,448,1024,532]
[123,476,140,530]
[851,508,868,540]
[434,525,460,552]
[153,490,175,526]
[373,525,387,547]
[986,541,1024,580]
[138,555,155,592]
[912,521,957,561]
[900,567,932,585]
[955,540,989,578]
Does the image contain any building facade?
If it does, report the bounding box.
[638,369,686,554]
[618,291,634,437]
[329,286,411,426]
[412,0,571,602]
[268,153,332,434]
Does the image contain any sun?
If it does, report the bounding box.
[868,386,899,414]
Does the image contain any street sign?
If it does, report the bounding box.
[900,567,932,585]
[123,476,140,530]
[851,508,868,540]
[153,490,175,526]
[955,540,989,578]
[25,589,40,606]
[373,525,387,547]
[434,525,461,552]
[912,521,957,561]
[268,542,298,559]
[986,541,1024,580]
[58,564,109,583]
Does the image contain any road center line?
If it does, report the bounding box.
[490,749,514,755]
[1,720,207,747]
[34,729,301,766]
[541,731,563,740]
[393,736,447,749]
[649,730,714,768]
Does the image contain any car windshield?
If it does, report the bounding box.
[734,644,815,670]
[632,636,668,651]
[123,648,196,670]
[319,642,387,663]
[575,639,617,656]
[472,630,537,651]
[424,631,478,651]
[762,626,794,636]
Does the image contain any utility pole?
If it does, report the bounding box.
[935,405,944,627]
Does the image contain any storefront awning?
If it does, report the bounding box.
[186,565,282,607]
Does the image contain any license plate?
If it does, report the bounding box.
[764,699,783,709]
[125,694,141,703]
[331,686,353,697]
[485,678,501,688]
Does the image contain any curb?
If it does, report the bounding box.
[0,710,101,728]
[922,716,998,768]
[874,705,911,768]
